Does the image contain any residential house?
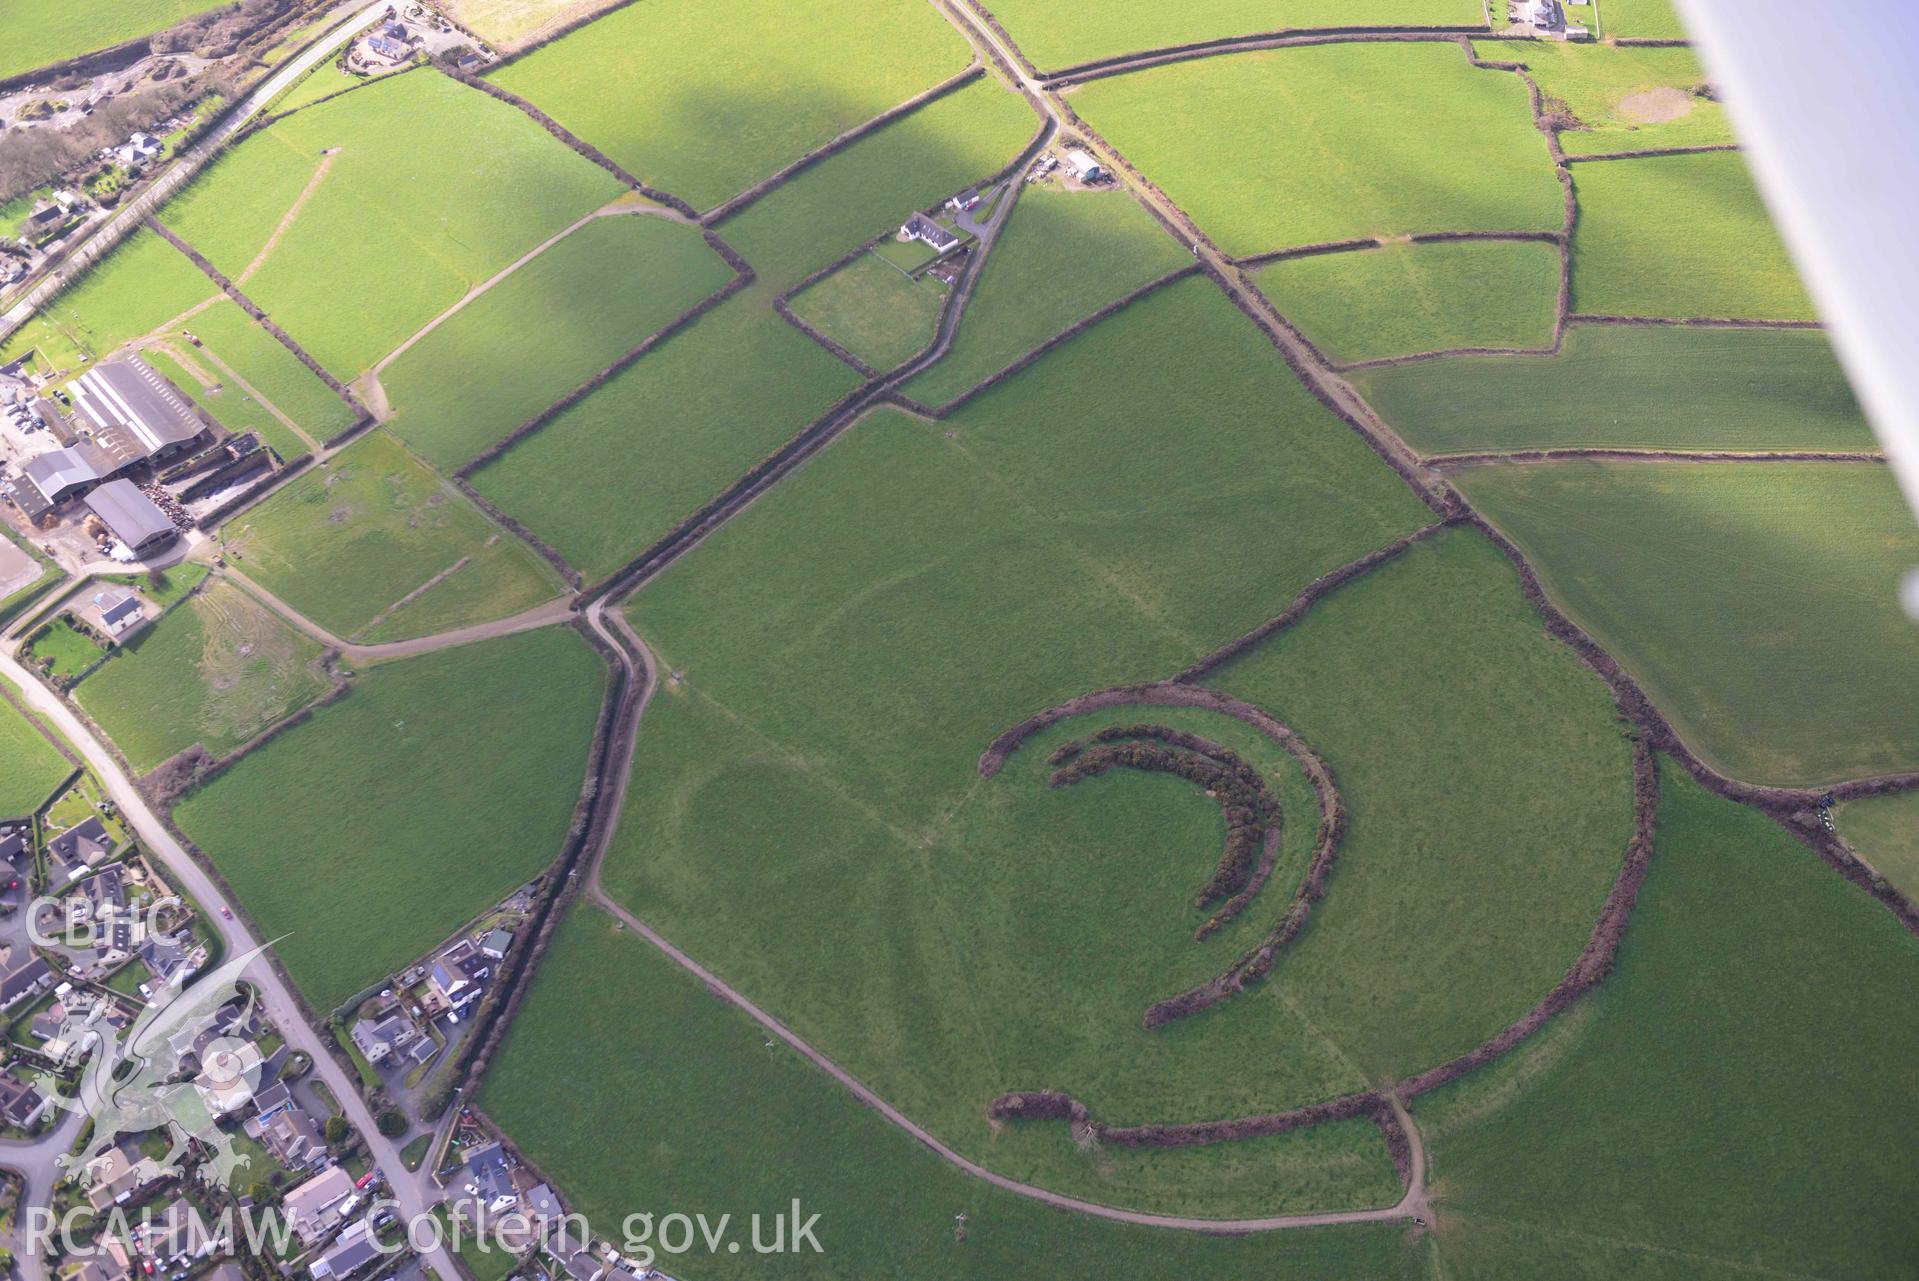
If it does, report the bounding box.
[426,939,491,1017]
[283,1166,357,1245]
[193,1038,262,1117]
[0,955,53,1010]
[262,1103,328,1171]
[456,1141,517,1216]
[899,212,959,253]
[311,1220,383,1279]
[479,927,513,960]
[48,816,114,877]
[0,1072,48,1129]
[365,34,411,60]
[85,1147,158,1212]
[134,1196,222,1267]
[140,932,198,989]
[350,1006,419,1065]
[253,1080,295,1121]
[74,1237,138,1281]
[0,819,28,866]
[947,186,982,213]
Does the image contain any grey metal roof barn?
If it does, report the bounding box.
[85,478,177,555]
[70,356,205,459]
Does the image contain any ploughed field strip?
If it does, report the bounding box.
[1250,238,1562,365]
[485,0,976,212]
[1455,461,1919,787]
[1069,42,1563,257]
[1351,324,1876,454]
[158,68,625,377]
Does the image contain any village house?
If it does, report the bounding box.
[350,1004,420,1065]
[283,1165,358,1245]
[260,1102,329,1171]
[425,938,492,1018]
[311,1219,383,1279]
[73,1236,138,1281]
[85,1146,160,1212]
[133,1196,223,1268]
[899,212,959,254]
[48,816,114,879]
[87,586,151,639]
[0,1072,48,1130]
[193,1038,262,1117]
[0,955,53,1011]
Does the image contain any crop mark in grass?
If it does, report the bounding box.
[236,146,341,286]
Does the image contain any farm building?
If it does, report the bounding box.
[70,357,207,465]
[900,212,959,253]
[85,479,179,557]
[1064,149,1106,182]
[14,442,113,515]
[948,187,982,213]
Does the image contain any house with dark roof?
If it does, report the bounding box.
[0,820,28,867]
[350,1006,420,1065]
[89,586,151,639]
[134,1197,222,1267]
[311,1221,383,1279]
[426,939,491,1016]
[0,956,53,1010]
[48,816,114,876]
[947,186,982,213]
[253,1080,294,1121]
[899,212,959,254]
[0,1072,48,1129]
[262,1103,328,1170]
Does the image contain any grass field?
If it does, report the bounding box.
[75,576,331,773]
[715,76,1038,293]
[161,70,623,376]
[0,694,70,816]
[901,183,1189,407]
[986,0,1483,70]
[488,0,972,212]
[27,616,106,682]
[186,300,359,447]
[0,0,225,80]
[141,346,307,463]
[1456,461,1919,785]
[1352,324,1875,454]
[480,907,1430,1277]
[0,228,215,372]
[786,251,945,373]
[584,283,1630,1208]
[1570,151,1813,320]
[1595,0,1688,39]
[172,627,604,1010]
[1420,761,1919,1281]
[220,431,564,643]
[381,211,735,470]
[441,0,623,49]
[1253,239,1561,364]
[1072,43,1562,256]
[470,295,859,583]
[1836,791,1919,907]
[1481,40,1730,156]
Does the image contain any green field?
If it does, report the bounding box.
[0,228,215,372]
[901,183,1190,407]
[188,300,358,447]
[715,76,1038,293]
[470,295,858,583]
[1595,0,1688,39]
[786,251,945,373]
[1836,790,1919,906]
[1073,43,1562,256]
[161,70,623,376]
[488,0,972,212]
[0,0,225,80]
[986,0,1483,70]
[1570,151,1814,320]
[1456,461,1919,785]
[1481,40,1730,156]
[173,627,605,1010]
[221,431,564,643]
[27,616,106,682]
[76,576,331,773]
[1352,324,1875,454]
[1253,239,1561,364]
[0,694,69,816]
[585,283,1636,1209]
[265,62,368,119]
[141,346,307,463]
[1420,761,1919,1281]
[381,210,735,470]
[480,907,1429,1278]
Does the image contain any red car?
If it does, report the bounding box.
[220,906,233,919]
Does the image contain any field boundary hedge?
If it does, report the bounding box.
[1041,27,1492,87]
[143,217,370,417]
[702,63,986,225]
[1564,144,1740,163]
[1429,448,1887,470]
[1570,313,1824,329]
[452,480,582,589]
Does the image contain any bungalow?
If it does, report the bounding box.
[0,955,53,1010]
[283,1166,357,1245]
[134,1197,222,1267]
[140,934,198,989]
[311,1220,383,1279]
[262,1104,328,1170]
[0,1072,48,1129]
[899,212,959,254]
[85,1147,158,1212]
